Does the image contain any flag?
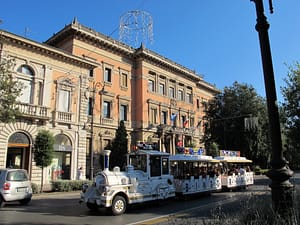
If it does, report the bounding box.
[183,119,189,128]
[170,113,177,121]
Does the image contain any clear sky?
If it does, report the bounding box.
[1,1,299,102]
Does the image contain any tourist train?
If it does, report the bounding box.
[80,148,254,215]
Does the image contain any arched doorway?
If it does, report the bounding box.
[51,134,72,180]
[7,132,31,172]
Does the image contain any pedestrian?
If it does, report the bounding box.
[77,167,83,180]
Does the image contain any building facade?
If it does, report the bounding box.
[0,19,219,186]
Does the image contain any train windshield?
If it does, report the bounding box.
[129,154,147,172]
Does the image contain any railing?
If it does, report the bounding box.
[16,103,50,119]
[101,117,115,126]
[54,111,74,123]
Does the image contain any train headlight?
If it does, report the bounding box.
[103,186,111,196]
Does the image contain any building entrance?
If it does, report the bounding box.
[7,132,31,172]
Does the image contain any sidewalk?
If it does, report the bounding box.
[32,190,81,199]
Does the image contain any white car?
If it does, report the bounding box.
[0,169,32,207]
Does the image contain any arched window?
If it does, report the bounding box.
[17,65,34,76]
[17,65,35,104]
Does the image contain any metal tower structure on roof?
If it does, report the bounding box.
[119,10,153,48]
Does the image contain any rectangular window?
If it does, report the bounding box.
[162,157,169,175]
[58,89,70,112]
[178,90,184,101]
[159,83,165,95]
[196,99,200,109]
[104,68,112,82]
[18,79,33,104]
[103,101,111,118]
[89,69,94,77]
[187,93,192,103]
[120,104,127,121]
[150,108,157,124]
[121,73,128,87]
[38,81,43,105]
[190,117,195,127]
[150,156,161,177]
[148,79,155,92]
[161,111,167,124]
[87,97,93,115]
[169,87,175,98]
[181,115,187,127]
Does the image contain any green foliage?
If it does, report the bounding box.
[31,183,41,194]
[281,62,300,169]
[0,57,24,123]
[109,120,128,170]
[202,82,271,167]
[34,130,55,168]
[206,142,219,157]
[51,180,92,192]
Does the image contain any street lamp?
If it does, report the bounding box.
[89,81,105,181]
[250,0,294,216]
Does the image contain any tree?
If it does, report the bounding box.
[0,57,24,123]
[202,81,271,168]
[281,62,300,169]
[34,130,54,191]
[109,121,128,170]
[206,142,219,157]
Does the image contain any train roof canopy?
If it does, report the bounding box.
[170,154,215,162]
[128,150,170,156]
[214,156,252,163]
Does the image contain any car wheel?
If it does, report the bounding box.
[86,202,98,211]
[0,196,5,208]
[111,196,126,216]
[19,198,31,205]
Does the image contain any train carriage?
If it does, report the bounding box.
[215,155,254,190]
[170,154,222,196]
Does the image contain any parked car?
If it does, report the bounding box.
[0,168,32,207]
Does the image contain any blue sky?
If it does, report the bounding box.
[1,1,299,102]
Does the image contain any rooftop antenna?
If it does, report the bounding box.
[119,10,153,48]
[24,27,31,38]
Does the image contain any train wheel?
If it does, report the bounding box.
[111,196,126,216]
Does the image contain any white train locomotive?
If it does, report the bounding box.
[80,149,253,215]
[80,150,175,215]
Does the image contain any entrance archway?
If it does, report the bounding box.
[51,134,72,180]
[7,132,31,172]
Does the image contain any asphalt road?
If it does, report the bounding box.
[0,174,298,225]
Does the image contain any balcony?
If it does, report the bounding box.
[16,103,51,120]
[52,111,74,126]
[101,117,118,126]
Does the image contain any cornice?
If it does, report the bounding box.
[45,21,135,57]
[0,30,99,69]
[45,21,205,81]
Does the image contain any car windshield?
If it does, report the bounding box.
[6,171,28,181]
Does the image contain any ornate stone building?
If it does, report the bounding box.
[0,19,219,186]
[0,30,98,188]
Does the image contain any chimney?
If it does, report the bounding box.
[103,150,111,171]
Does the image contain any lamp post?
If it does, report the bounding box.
[250,0,294,216]
[89,81,105,181]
